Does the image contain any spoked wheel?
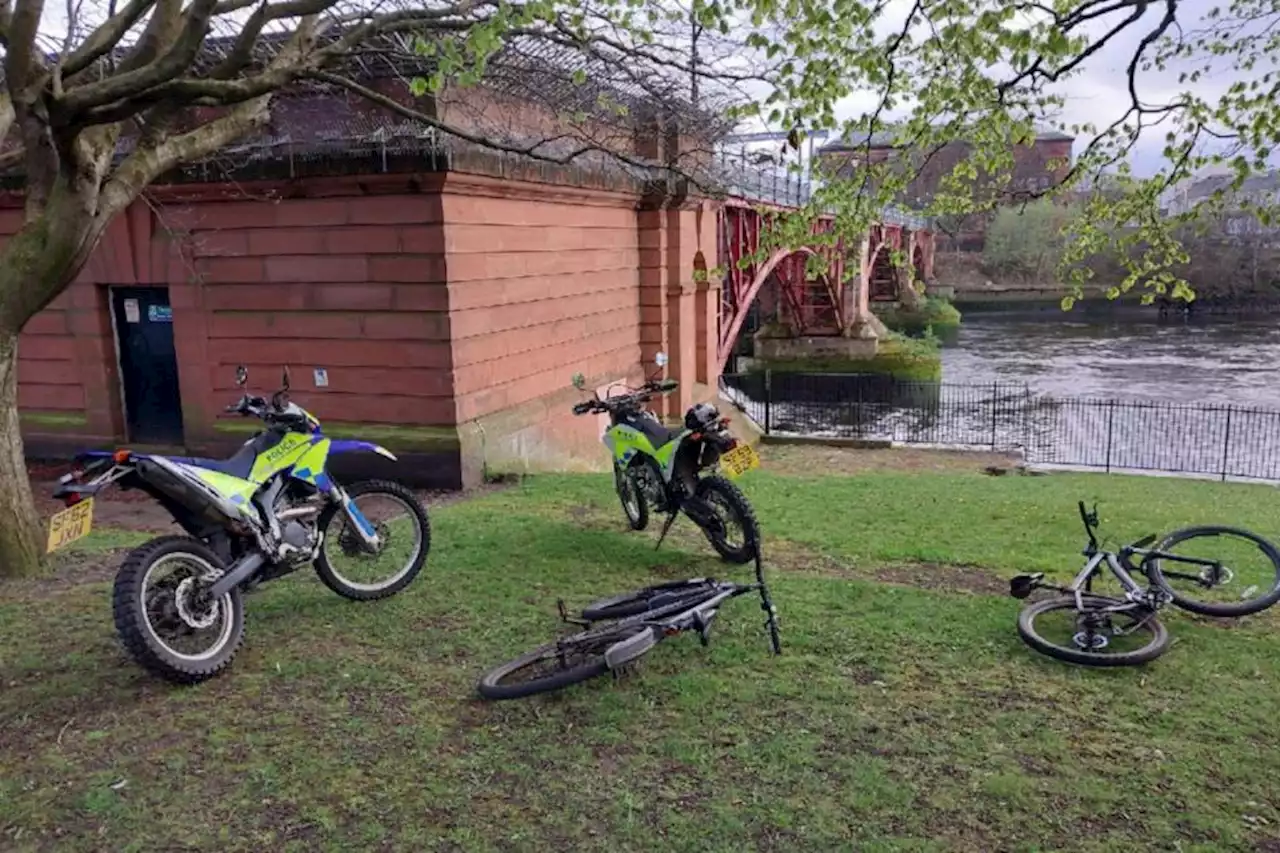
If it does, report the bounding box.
[582,578,720,621]
[1017,594,1170,667]
[691,475,760,565]
[615,464,649,531]
[477,625,654,701]
[112,536,245,685]
[1148,526,1280,617]
[315,479,431,601]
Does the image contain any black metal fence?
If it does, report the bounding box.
[719,371,1280,482]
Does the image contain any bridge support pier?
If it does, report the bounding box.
[639,192,721,420]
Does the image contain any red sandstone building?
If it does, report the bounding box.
[818,128,1075,251]
[13,76,729,489]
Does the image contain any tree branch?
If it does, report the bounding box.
[61,0,159,80]
[59,0,219,113]
[5,0,46,94]
[98,93,272,220]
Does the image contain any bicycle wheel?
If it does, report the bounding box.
[1148,526,1280,617]
[581,578,719,621]
[477,625,653,701]
[1017,594,1170,667]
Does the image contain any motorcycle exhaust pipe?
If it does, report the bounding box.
[277,506,321,520]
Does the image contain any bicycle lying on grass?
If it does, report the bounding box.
[1009,501,1280,667]
[477,549,782,700]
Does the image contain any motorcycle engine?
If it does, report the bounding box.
[633,463,666,510]
[279,519,320,563]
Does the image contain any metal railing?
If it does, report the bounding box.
[719,371,1280,482]
[710,148,933,229]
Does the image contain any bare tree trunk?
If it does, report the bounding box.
[0,330,45,577]
[0,203,103,579]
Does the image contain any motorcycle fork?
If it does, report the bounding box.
[331,485,381,548]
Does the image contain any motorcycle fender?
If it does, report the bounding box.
[327,439,398,461]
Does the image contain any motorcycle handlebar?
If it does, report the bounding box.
[571,379,678,416]
[226,394,269,416]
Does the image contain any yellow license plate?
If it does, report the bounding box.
[46,498,95,554]
[720,443,760,479]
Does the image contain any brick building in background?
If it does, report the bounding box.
[818,128,1075,251]
[11,60,730,489]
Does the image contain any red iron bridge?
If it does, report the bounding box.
[712,144,936,373]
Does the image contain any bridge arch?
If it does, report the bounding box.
[867,246,898,302]
[717,245,825,373]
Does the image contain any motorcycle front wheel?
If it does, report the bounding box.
[615,463,649,531]
[314,479,431,601]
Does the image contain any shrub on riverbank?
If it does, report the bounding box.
[875,297,962,340]
[751,332,942,381]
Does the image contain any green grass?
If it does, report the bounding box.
[21,410,89,429]
[4,459,1280,851]
[212,419,461,451]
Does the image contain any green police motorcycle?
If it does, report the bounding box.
[572,352,761,563]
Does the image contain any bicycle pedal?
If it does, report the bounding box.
[1009,573,1044,600]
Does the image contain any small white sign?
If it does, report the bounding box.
[313,368,329,388]
[123,299,140,324]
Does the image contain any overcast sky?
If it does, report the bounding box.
[732,0,1269,180]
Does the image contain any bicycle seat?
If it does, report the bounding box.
[1125,534,1157,551]
[1009,573,1044,599]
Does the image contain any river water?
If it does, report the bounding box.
[722,312,1280,479]
[942,315,1280,408]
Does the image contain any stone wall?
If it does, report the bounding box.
[9,167,727,488]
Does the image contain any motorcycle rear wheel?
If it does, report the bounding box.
[112,536,245,685]
[693,475,760,564]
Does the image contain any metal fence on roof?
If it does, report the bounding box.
[710,146,933,229]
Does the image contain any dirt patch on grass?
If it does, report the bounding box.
[870,562,1010,596]
[5,549,128,599]
[765,537,1009,596]
[761,444,1022,477]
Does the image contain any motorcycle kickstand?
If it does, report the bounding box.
[653,509,680,552]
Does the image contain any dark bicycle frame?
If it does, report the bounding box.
[553,554,781,670]
[1013,501,1229,618]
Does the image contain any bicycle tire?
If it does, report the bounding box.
[1017,594,1170,667]
[1149,525,1280,618]
[476,624,652,701]
[581,578,720,621]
